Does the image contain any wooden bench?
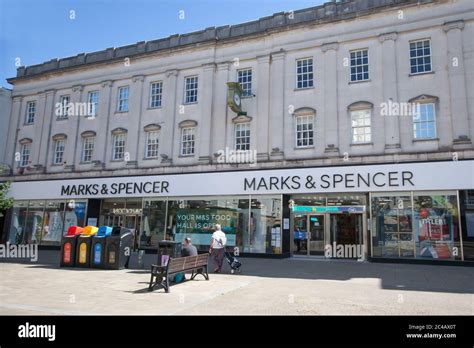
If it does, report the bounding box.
[148,253,209,293]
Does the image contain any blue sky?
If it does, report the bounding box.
[0,0,325,88]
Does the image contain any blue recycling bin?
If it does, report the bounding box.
[90,226,113,269]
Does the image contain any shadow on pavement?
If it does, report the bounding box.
[1,250,473,295]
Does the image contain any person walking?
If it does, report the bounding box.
[209,224,226,273]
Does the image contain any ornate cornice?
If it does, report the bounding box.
[101,80,113,88]
[321,42,339,52]
[378,32,398,43]
[443,20,464,32]
[132,75,145,83]
[165,69,178,78]
[72,85,84,92]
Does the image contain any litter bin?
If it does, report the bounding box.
[157,240,182,266]
[90,226,112,269]
[105,227,133,270]
[60,226,84,267]
[75,226,98,268]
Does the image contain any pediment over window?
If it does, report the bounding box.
[408,94,438,103]
[178,120,198,128]
[111,127,128,135]
[81,130,96,138]
[292,107,316,116]
[52,133,67,141]
[232,114,252,123]
[347,101,373,111]
[144,123,161,132]
[19,138,32,144]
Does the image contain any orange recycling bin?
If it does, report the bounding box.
[75,226,99,268]
[60,226,84,267]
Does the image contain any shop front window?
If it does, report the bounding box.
[24,201,46,244]
[168,197,249,253]
[41,201,66,245]
[371,191,461,260]
[7,200,87,246]
[141,200,167,248]
[371,194,414,258]
[413,192,461,260]
[63,200,87,236]
[462,190,474,261]
[249,196,282,254]
[7,201,29,244]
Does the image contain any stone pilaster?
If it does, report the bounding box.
[443,20,471,148]
[198,63,215,163]
[256,55,271,161]
[269,50,285,159]
[160,69,178,164]
[96,80,113,169]
[37,89,56,170]
[64,85,83,171]
[127,74,145,168]
[211,62,230,158]
[8,96,23,170]
[379,32,401,152]
[322,42,340,155]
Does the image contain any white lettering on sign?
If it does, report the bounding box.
[421,218,446,226]
[112,208,143,215]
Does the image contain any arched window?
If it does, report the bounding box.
[80,131,96,163]
[348,101,373,144]
[52,134,67,165]
[178,120,197,156]
[293,108,315,148]
[111,128,127,161]
[18,138,32,167]
[144,124,161,159]
[408,95,438,140]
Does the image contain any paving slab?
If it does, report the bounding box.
[0,251,473,315]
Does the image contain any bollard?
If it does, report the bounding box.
[138,249,145,269]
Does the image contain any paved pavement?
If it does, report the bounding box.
[0,251,473,315]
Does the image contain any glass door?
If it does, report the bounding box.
[124,215,140,250]
[308,215,325,255]
[293,214,308,255]
[292,214,325,256]
[329,213,363,258]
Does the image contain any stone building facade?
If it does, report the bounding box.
[2,0,474,263]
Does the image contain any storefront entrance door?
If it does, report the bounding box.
[293,214,326,256]
[329,214,363,258]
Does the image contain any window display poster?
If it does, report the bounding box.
[63,202,86,235]
[417,209,453,259]
[42,211,64,242]
[174,208,237,246]
[271,227,281,247]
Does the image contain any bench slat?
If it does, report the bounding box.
[165,254,208,275]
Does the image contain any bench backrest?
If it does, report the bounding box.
[167,253,208,274]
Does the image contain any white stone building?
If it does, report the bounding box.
[0,87,12,168]
[2,0,474,263]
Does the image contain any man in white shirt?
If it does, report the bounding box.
[209,224,227,273]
